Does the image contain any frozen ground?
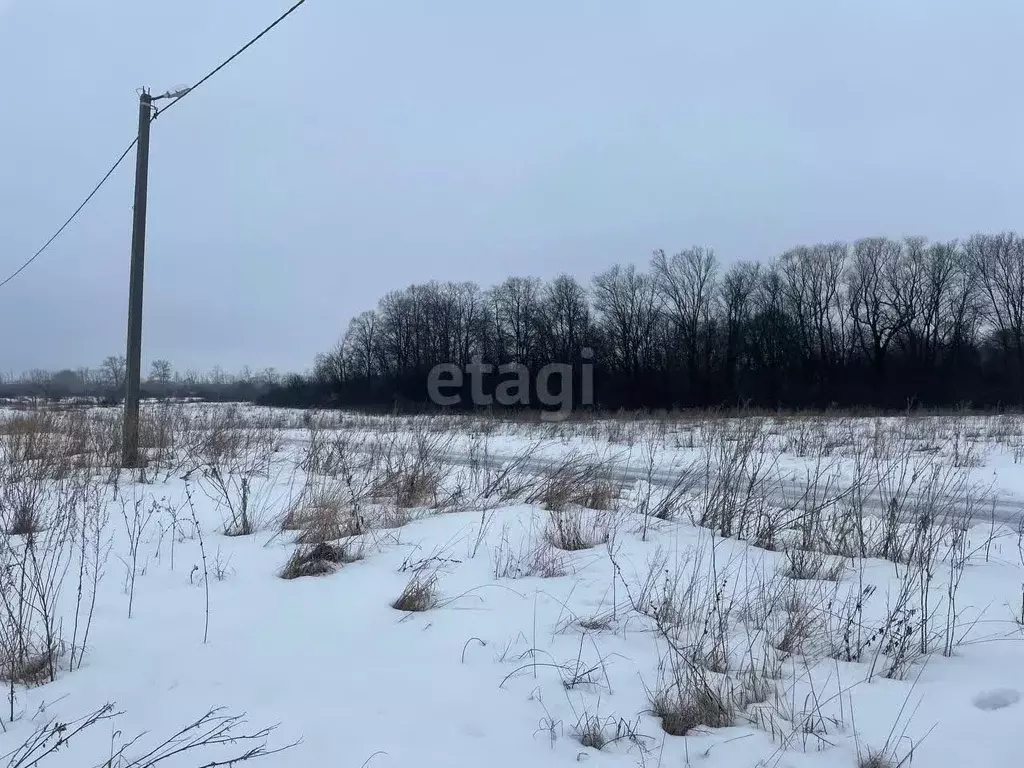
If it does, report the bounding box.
[1,404,1023,767]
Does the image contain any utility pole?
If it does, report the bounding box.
[121,89,153,468]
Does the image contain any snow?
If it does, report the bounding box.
[2,405,1024,767]
[972,688,1021,711]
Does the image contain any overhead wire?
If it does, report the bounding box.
[155,0,308,119]
[0,0,310,289]
[0,136,139,290]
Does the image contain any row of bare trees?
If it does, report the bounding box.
[0,359,285,403]
[272,232,1024,410]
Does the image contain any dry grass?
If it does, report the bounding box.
[858,746,914,768]
[0,401,1012,766]
[859,753,896,768]
[544,509,611,551]
[571,712,645,751]
[381,468,441,508]
[369,503,413,530]
[528,455,622,512]
[573,713,611,750]
[774,598,818,656]
[5,502,41,536]
[283,486,365,543]
[493,529,569,579]
[369,430,452,508]
[0,648,55,686]
[391,569,438,612]
[782,549,846,581]
[279,540,363,580]
[578,615,615,632]
[649,667,736,736]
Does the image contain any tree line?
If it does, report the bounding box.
[0,358,285,403]
[265,232,1024,411]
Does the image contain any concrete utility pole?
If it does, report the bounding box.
[121,89,154,468]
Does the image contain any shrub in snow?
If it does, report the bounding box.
[391,570,438,612]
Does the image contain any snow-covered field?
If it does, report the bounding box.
[2,404,1024,767]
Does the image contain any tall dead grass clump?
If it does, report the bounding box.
[544,509,611,551]
[493,525,569,579]
[528,455,621,512]
[279,539,363,580]
[391,567,438,612]
[281,482,365,543]
[782,549,845,581]
[693,420,779,542]
[649,663,736,736]
[369,430,452,509]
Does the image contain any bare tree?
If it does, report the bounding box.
[538,274,593,363]
[488,276,544,364]
[845,237,913,384]
[341,311,378,381]
[717,261,760,395]
[148,360,173,397]
[451,281,487,368]
[592,264,662,375]
[313,341,347,392]
[779,242,851,385]
[652,247,719,395]
[966,231,1024,368]
[100,355,127,398]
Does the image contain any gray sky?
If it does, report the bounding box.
[2,0,1022,376]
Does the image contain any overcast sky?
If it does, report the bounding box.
[1,1,1022,376]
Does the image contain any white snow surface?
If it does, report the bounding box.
[2,404,1024,767]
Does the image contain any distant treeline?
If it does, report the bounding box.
[262,232,1024,412]
[0,358,286,404]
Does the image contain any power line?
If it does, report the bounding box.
[0,0,309,291]
[156,0,308,118]
[0,136,139,290]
